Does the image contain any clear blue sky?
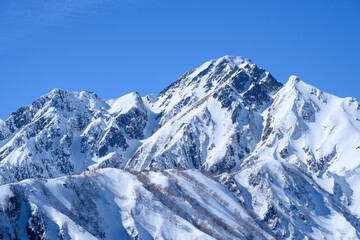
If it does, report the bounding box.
[0,0,359,119]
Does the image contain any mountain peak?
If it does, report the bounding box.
[155,55,282,117]
[288,75,301,82]
[287,75,303,85]
[49,88,68,94]
[281,75,311,94]
[1,56,360,239]
[281,76,329,105]
[47,88,101,100]
[214,55,248,68]
[107,91,145,115]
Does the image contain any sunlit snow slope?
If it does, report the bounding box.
[0,56,360,239]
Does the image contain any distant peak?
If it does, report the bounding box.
[46,88,100,100]
[108,91,142,104]
[49,88,69,95]
[283,75,306,90]
[128,91,144,103]
[288,75,302,84]
[280,75,331,103]
[131,91,141,98]
[213,55,249,68]
[219,55,245,62]
[107,91,145,115]
[157,55,278,104]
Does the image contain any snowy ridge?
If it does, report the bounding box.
[0,168,274,240]
[127,55,282,172]
[0,89,151,183]
[107,91,143,115]
[0,56,360,239]
[236,75,360,237]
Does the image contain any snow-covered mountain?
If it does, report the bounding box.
[127,56,282,173]
[0,56,360,239]
[0,89,153,184]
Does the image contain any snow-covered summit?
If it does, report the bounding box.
[152,55,281,127]
[201,55,248,70]
[235,74,360,237]
[0,88,150,183]
[0,56,360,239]
[107,91,144,115]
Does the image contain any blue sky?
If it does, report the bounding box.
[0,0,359,119]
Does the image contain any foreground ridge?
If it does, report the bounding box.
[0,56,359,239]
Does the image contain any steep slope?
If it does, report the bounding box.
[0,56,360,239]
[0,168,272,240]
[0,55,283,183]
[127,56,282,172]
[0,90,151,184]
[255,76,360,176]
[230,76,360,238]
[1,167,359,239]
[107,91,159,140]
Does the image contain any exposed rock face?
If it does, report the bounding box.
[0,90,150,184]
[127,56,282,172]
[113,93,148,140]
[0,56,360,239]
[0,56,284,183]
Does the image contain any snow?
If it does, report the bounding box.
[43,204,98,240]
[0,168,266,239]
[0,56,360,239]
[215,55,246,69]
[107,91,142,114]
[0,185,13,207]
[146,171,169,188]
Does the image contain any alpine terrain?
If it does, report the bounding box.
[0,56,359,239]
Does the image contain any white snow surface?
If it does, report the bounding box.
[0,56,360,239]
[0,168,273,239]
[107,91,143,115]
